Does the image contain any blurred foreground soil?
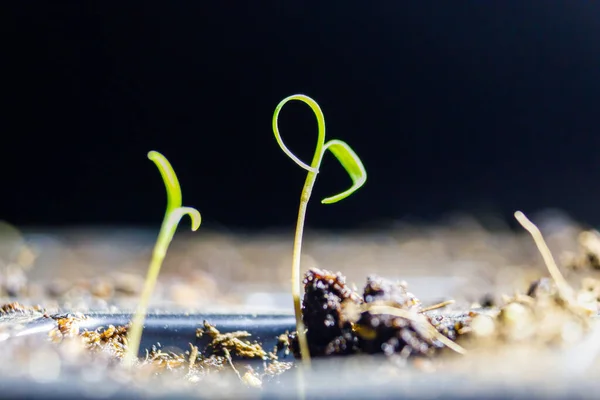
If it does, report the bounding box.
[1,210,598,314]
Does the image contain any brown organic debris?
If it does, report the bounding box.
[197,321,268,360]
[49,315,84,342]
[564,229,600,271]
[80,324,130,358]
[477,272,597,348]
[0,301,43,315]
[291,250,599,364]
[11,214,600,393]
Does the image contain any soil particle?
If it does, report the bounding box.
[196,321,268,359]
[564,230,600,270]
[0,301,43,315]
[49,316,82,341]
[526,277,555,298]
[468,275,594,349]
[0,264,28,297]
[300,268,363,355]
[293,268,469,359]
[41,314,290,390]
[81,324,130,358]
[363,275,420,309]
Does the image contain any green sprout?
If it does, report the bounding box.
[124,150,202,367]
[272,94,367,367]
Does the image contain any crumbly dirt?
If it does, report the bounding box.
[42,315,292,390]
[196,321,270,359]
[287,263,598,366]
[2,211,599,313]
[1,211,600,396]
[0,301,44,315]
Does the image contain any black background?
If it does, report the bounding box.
[2,2,600,231]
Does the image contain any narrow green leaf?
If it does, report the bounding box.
[321,139,367,204]
[166,206,202,233]
[153,206,202,260]
[147,151,182,214]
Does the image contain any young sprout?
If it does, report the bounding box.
[514,211,573,300]
[272,94,367,367]
[124,151,202,367]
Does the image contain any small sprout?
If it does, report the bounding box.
[124,151,202,367]
[514,211,574,300]
[272,94,367,367]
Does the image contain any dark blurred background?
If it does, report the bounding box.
[2,2,600,231]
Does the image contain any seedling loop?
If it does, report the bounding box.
[273,94,367,367]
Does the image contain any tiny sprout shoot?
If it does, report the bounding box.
[124,151,202,367]
[514,211,573,300]
[272,94,367,367]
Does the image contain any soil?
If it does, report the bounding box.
[1,211,600,398]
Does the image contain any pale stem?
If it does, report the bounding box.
[292,172,317,369]
[123,220,174,366]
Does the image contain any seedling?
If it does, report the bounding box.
[514,211,600,313]
[124,151,202,367]
[514,211,573,300]
[272,94,367,366]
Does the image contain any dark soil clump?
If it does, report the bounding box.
[291,268,469,359]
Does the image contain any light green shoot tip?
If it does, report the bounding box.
[272,94,367,203]
[147,150,183,215]
[320,139,367,204]
[124,151,202,367]
[272,94,367,369]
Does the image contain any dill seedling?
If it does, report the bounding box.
[124,151,202,367]
[272,94,367,367]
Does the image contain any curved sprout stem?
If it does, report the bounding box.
[272,94,368,369]
[273,94,325,369]
[514,211,573,300]
[124,151,202,367]
[272,94,325,174]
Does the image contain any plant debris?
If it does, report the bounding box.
[197,321,269,359]
[6,214,600,396]
[43,316,291,389]
[0,301,43,315]
[81,324,130,358]
[48,314,84,341]
[291,260,599,363]
[564,229,600,271]
[290,268,469,359]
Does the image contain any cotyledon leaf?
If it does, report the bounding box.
[321,139,367,204]
[148,150,182,214]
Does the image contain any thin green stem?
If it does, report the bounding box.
[273,95,326,368]
[272,94,367,375]
[292,198,311,400]
[124,152,201,367]
[124,246,166,365]
[124,207,200,367]
[292,175,317,369]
